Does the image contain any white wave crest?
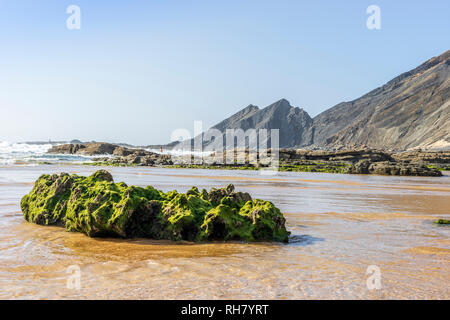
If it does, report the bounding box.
[0,141,93,166]
[0,141,53,155]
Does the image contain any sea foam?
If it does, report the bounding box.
[0,141,93,166]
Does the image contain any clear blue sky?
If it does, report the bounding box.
[0,0,448,145]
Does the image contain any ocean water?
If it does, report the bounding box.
[0,141,213,166]
[0,141,98,166]
[0,164,449,299]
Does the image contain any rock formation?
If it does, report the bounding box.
[312,50,450,150]
[171,50,449,151]
[177,99,313,150]
[21,170,290,242]
[48,142,172,166]
[45,141,447,176]
[48,142,118,155]
[277,148,443,176]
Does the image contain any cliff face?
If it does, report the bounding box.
[240,99,313,147]
[190,50,449,150]
[312,50,450,150]
[187,99,313,150]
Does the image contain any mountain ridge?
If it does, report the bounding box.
[312,50,449,150]
[174,50,450,151]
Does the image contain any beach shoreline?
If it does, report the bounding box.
[0,164,449,299]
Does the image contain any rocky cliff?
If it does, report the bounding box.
[48,51,450,153]
[181,50,449,151]
[180,99,313,150]
[312,50,450,150]
[48,142,172,165]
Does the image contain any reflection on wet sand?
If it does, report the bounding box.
[403,246,450,255]
[0,165,449,299]
[286,211,440,221]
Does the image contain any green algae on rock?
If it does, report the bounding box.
[21,170,290,242]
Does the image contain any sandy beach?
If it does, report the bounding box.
[1,164,449,299]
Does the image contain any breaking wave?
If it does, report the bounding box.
[0,141,94,166]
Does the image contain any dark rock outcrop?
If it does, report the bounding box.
[278,149,443,176]
[391,150,450,164]
[345,160,442,176]
[48,142,118,155]
[92,153,172,166]
[48,142,173,166]
[46,142,446,176]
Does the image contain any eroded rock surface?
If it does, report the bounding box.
[48,142,173,166]
[344,160,442,176]
[21,170,290,242]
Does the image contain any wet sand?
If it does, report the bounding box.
[0,165,449,299]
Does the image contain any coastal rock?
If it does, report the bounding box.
[345,161,442,176]
[47,143,447,176]
[47,143,85,154]
[48,142,139,156]
[48,142,118,155]
[344,160,371,174]
[49,142,173,166]
[207,184,252,206]
[112,147,134,157]
[20,171,290,242]
[281,149,393,163]
[392,150,450,170]
[92,152,172,166]
[368,161,442,176]
[77,143,117,155]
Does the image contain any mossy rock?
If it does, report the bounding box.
[21,170,290,242]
